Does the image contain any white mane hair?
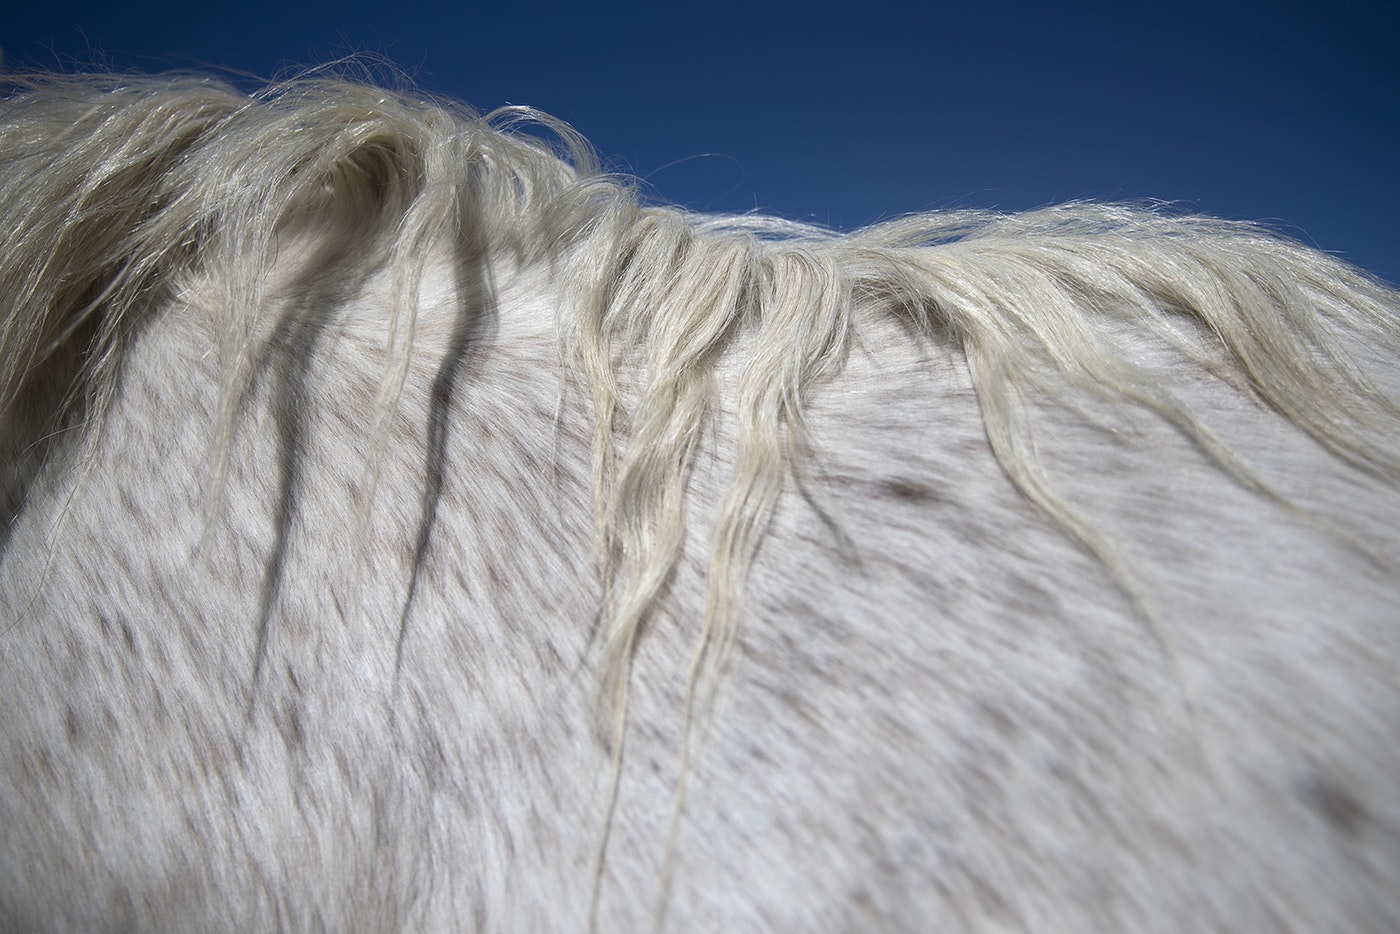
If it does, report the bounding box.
[2,72,1398,931]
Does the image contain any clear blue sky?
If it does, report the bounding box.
[8,1,1398,283]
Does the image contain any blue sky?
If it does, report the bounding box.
[8,1,1398,282]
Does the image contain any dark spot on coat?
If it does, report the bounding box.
[116,615,136,653]
[975,700,1018,738]
[968,870,1017,920]
[880,478,942,505]
[275,701,307,753]
[1302,777,1368,838]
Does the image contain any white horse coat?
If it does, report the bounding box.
[1,75,1398,931]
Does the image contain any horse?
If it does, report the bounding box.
[1,72,1397,932]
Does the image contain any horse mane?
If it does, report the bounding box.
[5,71,1399,695]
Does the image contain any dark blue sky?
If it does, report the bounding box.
[8,1,1398,282]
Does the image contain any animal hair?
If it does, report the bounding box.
[2,71,1398,931]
